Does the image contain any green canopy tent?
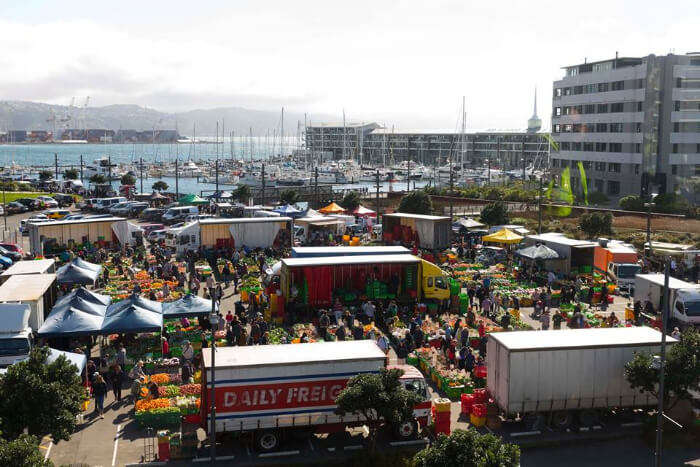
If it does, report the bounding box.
[178,193,209,206]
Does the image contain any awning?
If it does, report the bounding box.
[178,193,209,205]
[455,218,484,229]
[482,228,523,244]
[47,348,87,375]
[318,202,346,214]
[163,294,215,318]
[112,221,143,246]
[101,305,163,333]
[308,219,345,227]
[107,294,163,315]
[71,257,102,273]
[273,204,302,216]
[515,244,561,260]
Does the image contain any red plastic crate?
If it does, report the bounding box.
[474,365,487,379]
[471,403,487,418]
[460,393,474,414]
[473,388,488,403]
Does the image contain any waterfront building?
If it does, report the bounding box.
[551,52,700,203]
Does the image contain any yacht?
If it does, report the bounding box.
[84,157,122,181]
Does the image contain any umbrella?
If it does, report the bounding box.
[482,228,523,244]
[150,191,168,200]
[318,202,346,214]
[163,294,215,318]
[178,193,209,206]
[56,263,100,286]
[353,205,376,217]
[55,287,111,307]
[515,244,560,260]
[265,261,282,276]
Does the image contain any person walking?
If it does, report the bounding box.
[540,309,550,330]
[108,364,124,403]
[92,374,108,419]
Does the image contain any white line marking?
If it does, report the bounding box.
[592,425,602,430]
[509,430,541,437]
[44,441,52,461]
[308,438,315,451]
[112,424,121,467]
[579,427,589,432]
[258,450,300,458]
[193,457,210,462]
[218,455,236,461]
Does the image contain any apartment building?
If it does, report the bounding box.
[551,53,700,202]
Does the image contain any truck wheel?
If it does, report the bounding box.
[551,411,573,430]
[579,409,599,427]
[256,430,280,452]
[394,419,418,440]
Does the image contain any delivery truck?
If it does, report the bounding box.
[280,254,451,307]
[0,304,33,368]
[201,340,431,451]
[487,327,676,430]
[634,274,700,329]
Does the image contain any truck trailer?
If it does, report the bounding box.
[487,327,676,430]
[201,340,430,451]
[290,246,410,258]
[634,274,700,328]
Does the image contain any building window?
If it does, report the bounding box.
[609,143,622,152]
[596,142,608,152]
[608,162,621,172]
[672,143,678,153]
[636,122,642,133]
[675,100,680,111]
[596,123,608,133]
[595,162,606,171]
[610,103,624,113]
[561,160,569,168]
[676,77,682,88]
[697,143,700,153]
[572,142,582,151]
[635,143,641,153]
[637,78,644,88]
[673,122,679,132]
[553,124,561,133]
[573,124,582,133]
[607,180,621,195]
[574,86,583,95]
[564,87,572,96]
[584,104,595,114]
[560,141,570,150]
[637,102,643,112]
[609,123,624,133]
[554,107,561,116]
[598,82,609,92]
[583,142,594,151]
[555,88,562,97]
[634,164,640,175]
[595,179,604,192]
[551,159,558,167]
[582,161,592,169]
[584,123,595,133]
[564,124,572,133]
[671,165,678,175]
[611,81,625,91]
[597,104,608,113]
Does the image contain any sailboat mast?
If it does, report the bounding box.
[342,109,347,161]
[280,107,284,158]
[461,96,466,181]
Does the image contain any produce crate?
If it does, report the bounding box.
[406,355,419,367]
[446,385,464,400]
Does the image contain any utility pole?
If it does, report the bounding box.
[375,170,380,218]
[496,137,501,185]
[54,153,59,180]
[314,167,319,208]
[646,200,652,257]
[538,177,543,234]
[261,163,266,206]
[108,156,112,185]
[209,302,218,463]
[487,158,491,186]
[139,157,144,193]
[80,154,84,185]
[175,159,179,200]
[449,158,454,220]
[655,258,671,467]
[215,160,219,202]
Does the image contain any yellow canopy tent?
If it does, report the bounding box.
[318,202,346,214]
[482,228,523,244]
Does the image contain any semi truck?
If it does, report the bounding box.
[634,274,700,329]
[486,327,676,430]
[201,340,431,451]
[0,304,33,368]
[279,254,451,306]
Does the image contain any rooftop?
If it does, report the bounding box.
[199,217,292,225]
[282,254,420,268]
[0,274,56,302]
[0,259,55,277]
[384,213,450,221]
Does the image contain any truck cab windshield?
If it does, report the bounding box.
[0,338,30,356]
[617,265,641,279]
[683,301,700,317]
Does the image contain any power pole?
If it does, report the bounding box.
[108,156,112,184]
[646,200,652,257]
[54,153,59,180]
[139,157,144,193]
[175,158,179,200]
[449,159,454,220]
[261,163,266,206]
[314,167,319,208]
[209,306,218,463]
[538,177,543,234]
[215,159,219,202]
[375,169,380,218]
[80,154,84,185]
[654,258,671,467]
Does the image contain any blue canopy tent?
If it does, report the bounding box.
[71,257,102,274]
[38,299,106,337]
[101,305,163,334]
[273,204,303,218]
[55,287,111,308]
[163,294,215,318]
[47,348,87,375]
[106,294,163,315]
[56,263,100,286]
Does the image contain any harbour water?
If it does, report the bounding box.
[0,139,430,195]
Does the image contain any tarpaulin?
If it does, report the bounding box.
[229,222,281,249]
[111,221,142,246]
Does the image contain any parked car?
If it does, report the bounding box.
[140,208,165,222]
[63,214,85,221]
[35,196,59,209]
[15,198,42,210]
[79,198,98,211]
[109,202,134,216]
[146,229,168,243]
[94,197,127,213]
[43,209,71,220]
[0,243,23,256]
[6,202,28,214]
[162,206,198,225]
[85,214,113,219]
[0,245,21,262]
[127,202,149,217]
[52,194,75,207]
[0,255,12,268]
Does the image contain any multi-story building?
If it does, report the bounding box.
[303,122,380,161]
[551,53,700,202]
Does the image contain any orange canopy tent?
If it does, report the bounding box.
[319,202,346,214]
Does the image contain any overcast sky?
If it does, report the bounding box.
[0,0,696,130]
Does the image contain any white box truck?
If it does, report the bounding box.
[201,340,431,452]
[0,304,33,368]
[634,274,700,329]
[486,327,677,430]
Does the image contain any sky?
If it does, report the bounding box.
[0,0,697,130]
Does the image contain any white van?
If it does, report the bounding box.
[94,197,127,213]
[162,205,199,224]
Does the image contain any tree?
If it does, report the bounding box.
[38,170,53,182]
[340,191,362,212]
[578,211,613,238]
[397,190,432,215]
[335,368,422,453]
[279,189,299,205]
[413,428,520,467]
[625,328,700,410]
[89,174,107,185]
[0,434,53,467]
[653,192,690,215]
[152,180,169,192]
[233,184,252,203]
[120,174,136,186]
[63,168,79,180]
[587,191,609,205]
[479,201,509,226]
[619,195,644,211]
[0,347,84,441]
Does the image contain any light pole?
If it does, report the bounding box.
[653,257,670,467]
[521,157,526,184]
[537,177,543,235]
[645,200,653,258]
[209,299,218,463]
[485,159,490,186]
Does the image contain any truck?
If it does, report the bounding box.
[201,340,431,452]
[0,304,33,368]
[487,327,677,430]
[634,274,700,329]
[290,246,410,258]
[279,254,451,307]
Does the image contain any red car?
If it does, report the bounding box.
[0,243,23,256]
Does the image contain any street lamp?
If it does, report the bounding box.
[644,198,656,258]
[209,301,219,462]
[485,159,490,186]
[521,157,526,184]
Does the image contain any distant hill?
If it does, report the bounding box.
[0,101,333,136]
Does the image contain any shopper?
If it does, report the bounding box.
[92,374,108,419]
[108,364,124,403]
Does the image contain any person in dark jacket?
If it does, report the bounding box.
[108,364,124,402]
[92,374,108,418]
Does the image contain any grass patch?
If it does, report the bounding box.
[0,192,83,203]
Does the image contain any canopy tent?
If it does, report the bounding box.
[455,218,485,229]
[302,208,321,218]
[273,204,301,216]
[111,221,143,246]
[107,294,163,315]
[178,194,209,206]
[150,191,168,201]
[515,244,561,260]
[482,228,523,244]
[55,287,111,308]
[163,294,215,318]
[353,205,376,217]
[71,257,102,274]
[52,294,108,317]
[318,202,346,214]
[47,348,87,375]
[38,305,105,337]
[101,304,163,333]
[56,262,100,286]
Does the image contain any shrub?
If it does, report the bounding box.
[619,195,644,211]
[588,191,609,205]
[480,201,509,226]
[578,211,613,238]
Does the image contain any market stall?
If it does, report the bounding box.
[273,204,303,218]
[0,259,56,284]
[198,217,293,250]
[293,216,345,245]
[37,300,106,337]
[28,217,127,256]
[352,205,376,218]
[163,294,215,318]
[318,202,346,214]
[56,262,101,286]
[524,232,597,275]
[55,287,111,307]
[177,194,209,206]
[382,213,451,250]
[482,228,523,245]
